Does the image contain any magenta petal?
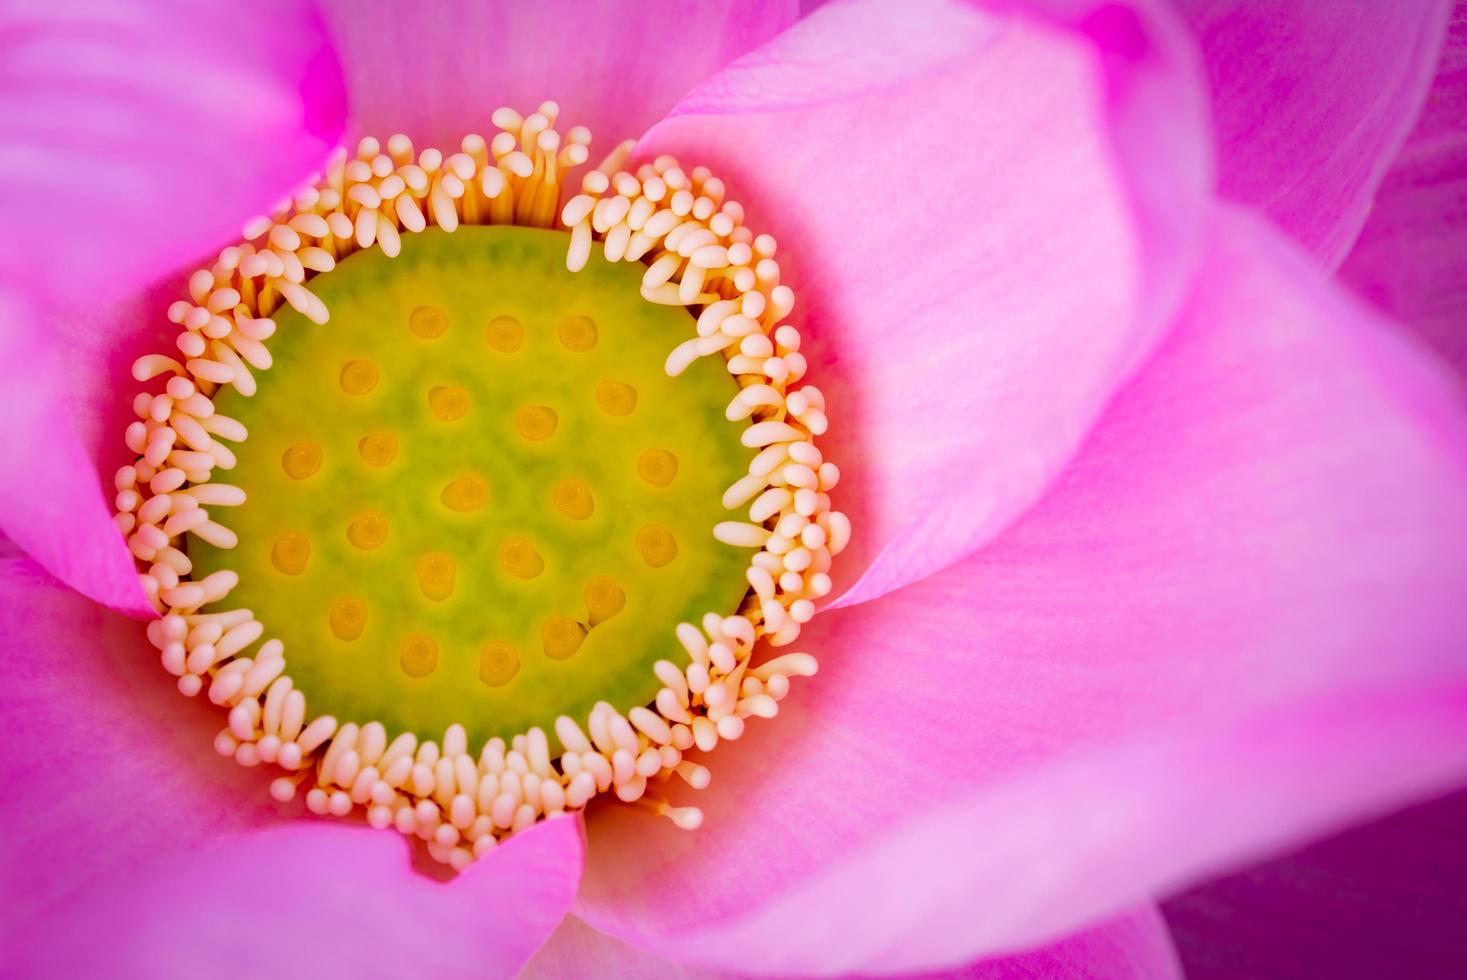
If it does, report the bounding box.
[522,914,716,979]
[1339,9,1467,380]
[0,559,279,939]
[1172,0,1451,267]
[575,209,1467,973]
[525,907,1181,979]
[0,0,345,306]
[11,818,583,978]
[637,0,1212,607]
[0,294,150,615]
[317,0,799,148]
[1165,787,1467,978]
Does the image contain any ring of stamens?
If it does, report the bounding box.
[114,102,849,870]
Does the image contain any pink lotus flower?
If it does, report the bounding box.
[3,0,1465,976]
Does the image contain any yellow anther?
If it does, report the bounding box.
[417,552,457,602]
[541,615,586,660]
[270,530,311,575]
[409,304,450,339]
[347,510,390,550]
[400,633,439,678]
[485,314,525,353]
[636,448,678,487]
[479,640,520,687]
[499,535,545,580]
[329,596,368,641]
[551,477,594,520]
[281,441,323,480]
[515,405,558,441]
[595,379,637,416]
[441,473,489,513]
[358,430,399,466]
[429,385,470,421]
[585,575,626,626]
[557,314,597,352]
[635,524,678,568]
[340,359,380,395]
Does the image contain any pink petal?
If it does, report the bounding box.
[0,0,345,306]
[0,558,278,933]
[636,0,1212,607]
[1172,0,1452,268]
[958,907,1182,979]
[525,908,1182,978]
[1165,787,1467,977]
[0,558,585,976]
[575,209,1467,973]
[0,294,151,615]
[522,914,716,979]
[316,0,800,147]
[650,685,1467,975]
[1339,8,1467,380]
[11,818,583,978]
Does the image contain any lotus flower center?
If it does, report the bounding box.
[117,108,848,869]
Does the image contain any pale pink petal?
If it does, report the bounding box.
[0,0,345,305]
[0,294,151,615]
[11,818,583,978]
[637,0,1212,607]
[0,558,277,934]
[1165,787,1467,977]
[575,210,1467,973]
[317,0,799,147]
[1172,0,1452,268]
[1339,7,1467,380]
[525,907,1181,979]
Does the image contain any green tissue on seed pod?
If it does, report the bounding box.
[191,225,753,743]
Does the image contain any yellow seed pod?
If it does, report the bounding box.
[346,510,389,550]
[358,430,399,466]
[479,641,520,687]
[428,385,470,421]
[585,575,625,626]
[636,448,677,487]
[329,596,368,641]
[557,314,597,352]
[485,314,524,353]
[281,442,323,480]
[541,615,586,660]
[409,304,450,339]
[635,524,677,568]
[417,552,456,601]
[551,478,594,520]
[441,473,489,513]
[595,380,637,416]
[499,536,545,580]
[270,531,311,575]
[400,633,439,678]
[515,405,558,441]
[339,359,380,395]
